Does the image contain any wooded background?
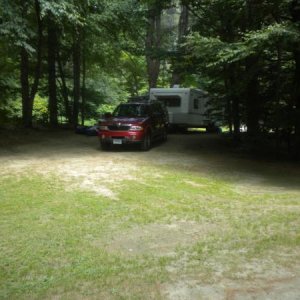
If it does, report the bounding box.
[1,0,300,156]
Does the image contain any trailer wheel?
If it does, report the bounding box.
[206,124,222,134]
[168,125,179,134]
[179,127,188,134]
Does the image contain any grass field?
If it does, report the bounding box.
[0,131,300,299]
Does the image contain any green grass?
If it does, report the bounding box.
[1,166,300,299]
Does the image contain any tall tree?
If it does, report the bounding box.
[57,49,72,123]
[47,16,58,127]
[171,1,189,86]
[290,0,300,157]
[243,0,262,136]
[81,29,86,125]
[20,45,30,127]
[145,1,162,88]
[19,0,43,127]
[72,27,81,127]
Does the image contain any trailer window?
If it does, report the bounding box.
[156,96,181,107]
[194,99,199,109]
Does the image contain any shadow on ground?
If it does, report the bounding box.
[0,129,300,192]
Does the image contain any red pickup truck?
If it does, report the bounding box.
[98,101,168,151]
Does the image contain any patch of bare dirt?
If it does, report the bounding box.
[163,275,300,300]
[99,221,218,256]
[0,131,141,198]
[226,276,300,300]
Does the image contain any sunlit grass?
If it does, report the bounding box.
[0,165,299,298]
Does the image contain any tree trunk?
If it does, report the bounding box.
[81,31,86,126]
[145,4,161,88]
[57,51,72,123]
[227,64,240,140]
[171,3,189,86]
[232,95,241,140]
[29,0,43,104]
[73,29,81,127]
[47,18,58,127]
[293,50,300,157]
[244,0,261,136]
[245,56,260,136]
[223,67,233,134]
[20,47,31,127]
[291,0,300,157]
[20,0,43,128]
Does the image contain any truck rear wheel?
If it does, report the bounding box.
[206,124,221,134]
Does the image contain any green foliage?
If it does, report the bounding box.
[187,23,300,68]
[0,0,300,142]
[0,94,49,125]
[97,103,115,115]
[182,0,300,139]
[0,44,19,108]
[0,2,36,54]
[33,94,48,123]
[0,0,151,126]
[39,0,84,25]
[119,51,148,96]
[0,98,21,126]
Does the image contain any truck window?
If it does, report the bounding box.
[156,96,181,107]
[113,104,148,117]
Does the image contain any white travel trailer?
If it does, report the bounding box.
[149,87,217,131]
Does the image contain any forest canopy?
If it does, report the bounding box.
[1,0,300,155]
